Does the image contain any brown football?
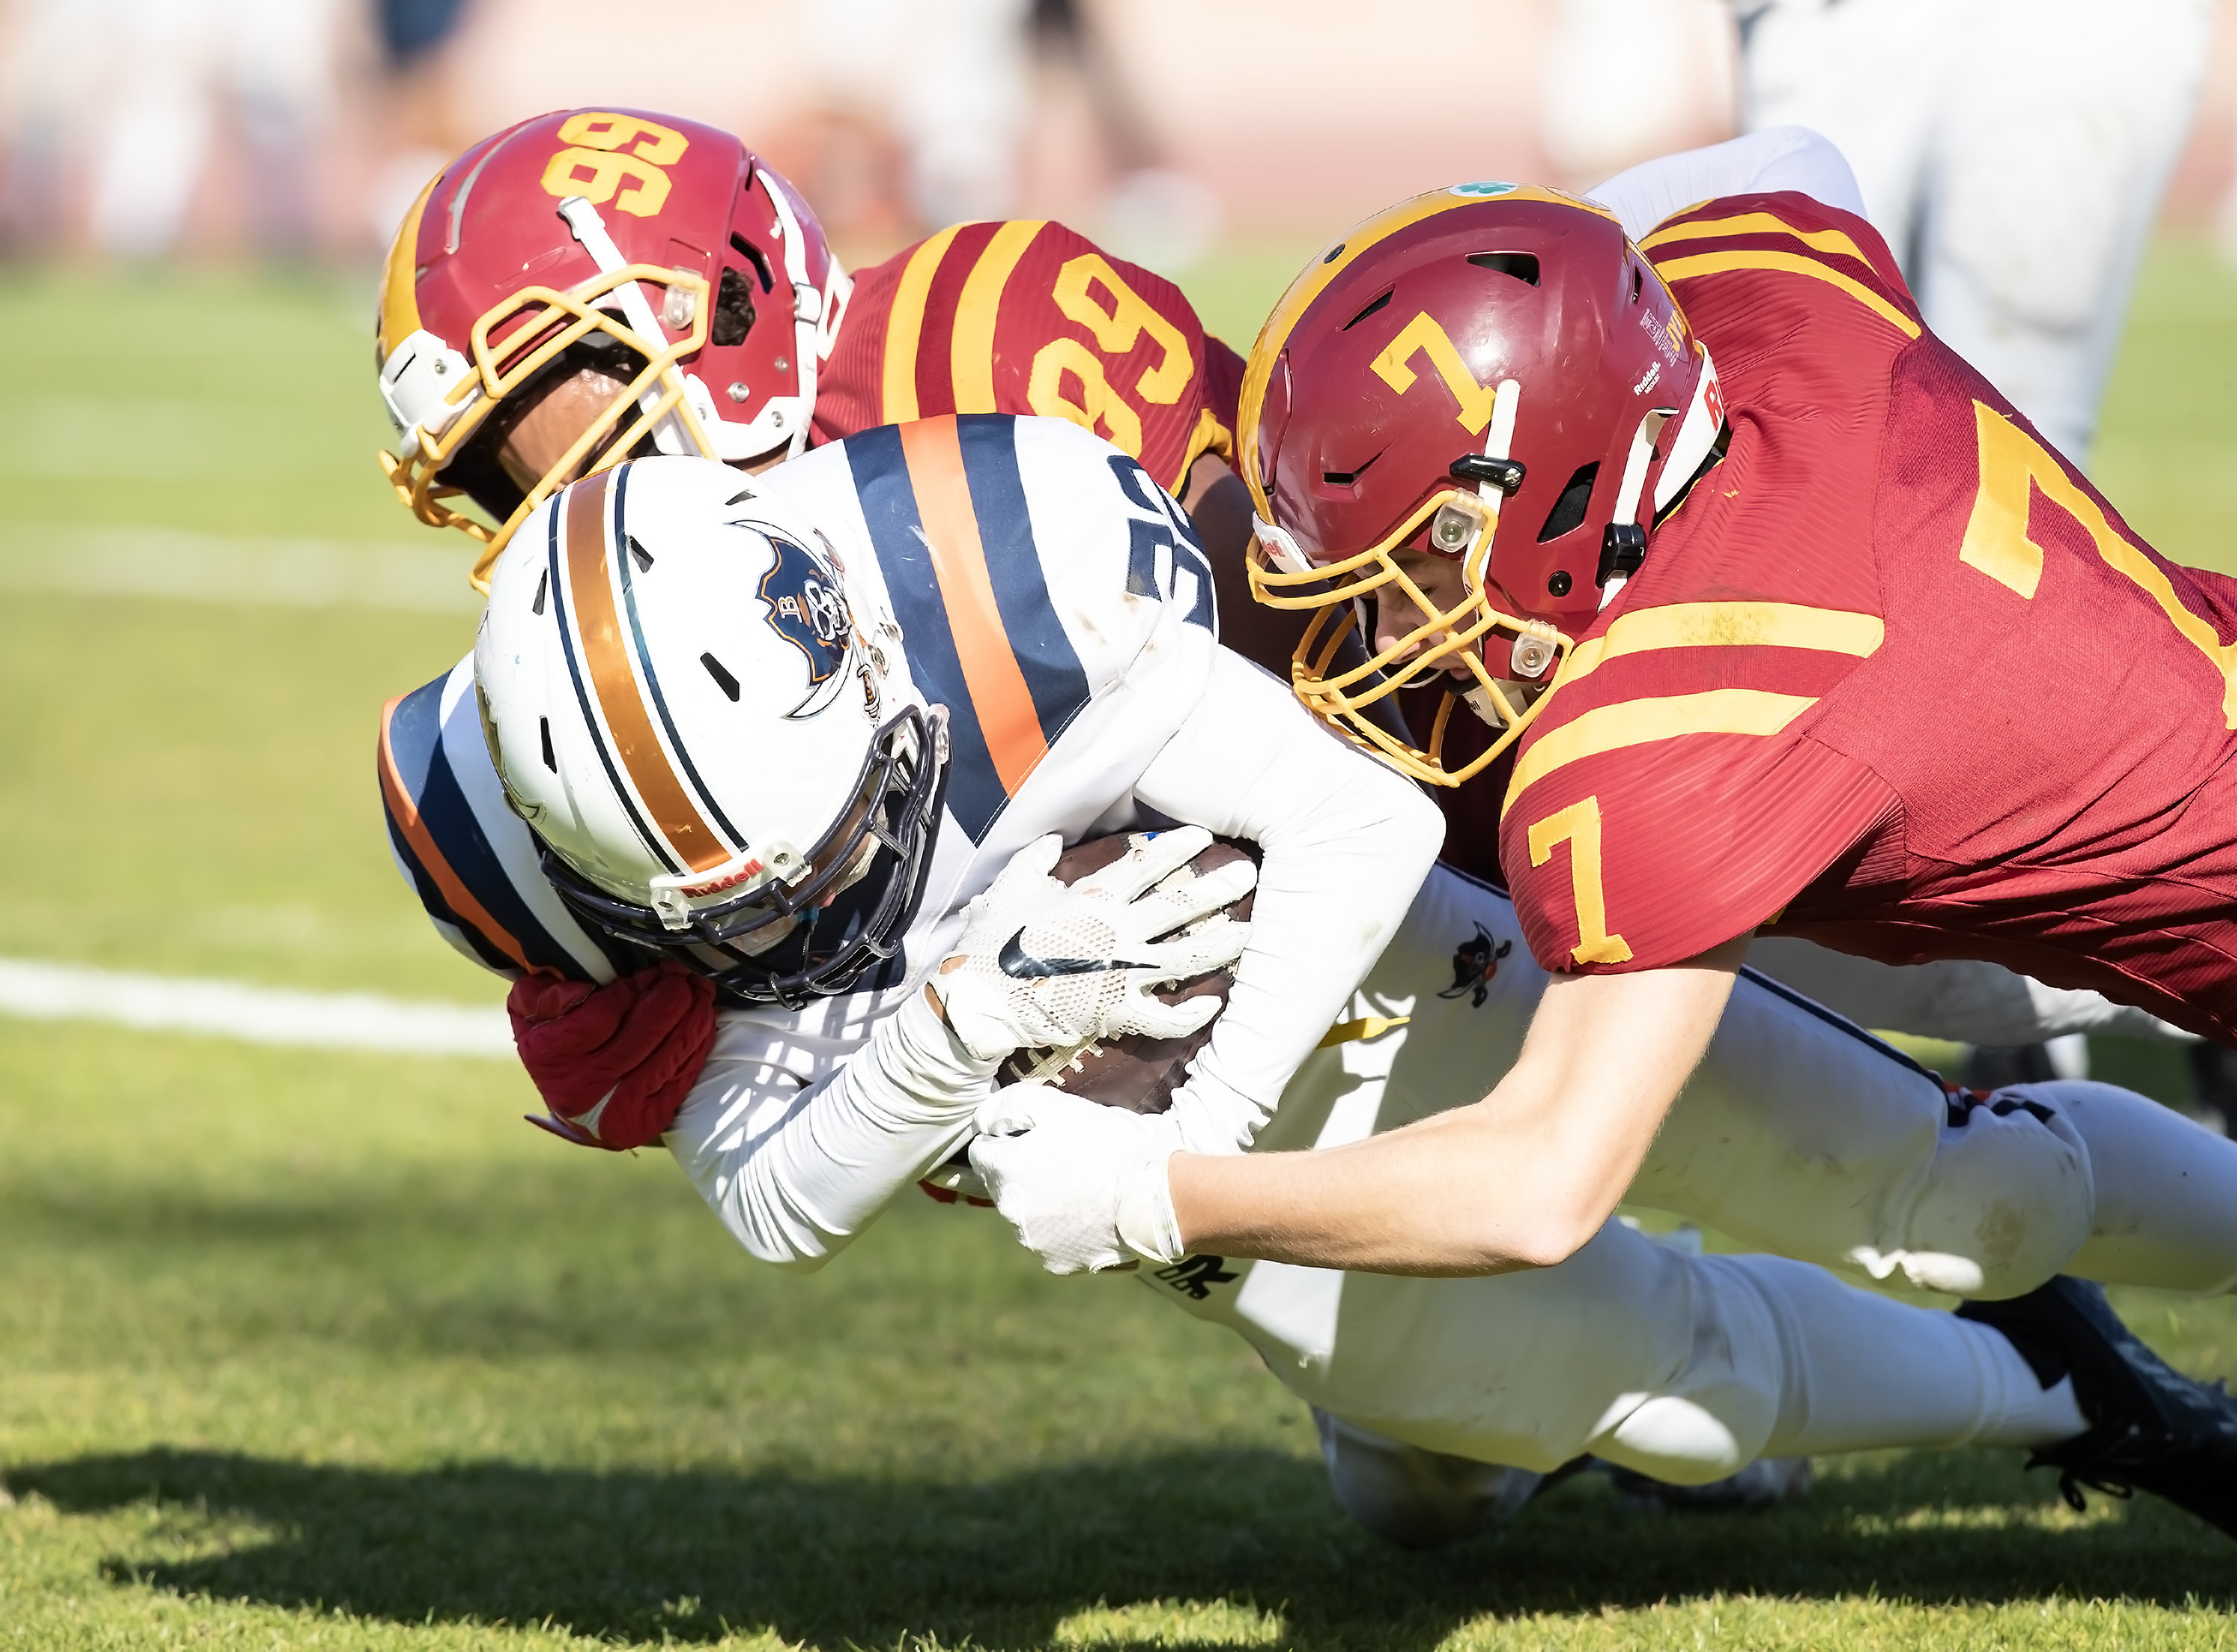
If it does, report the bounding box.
[994,832,1257,1114]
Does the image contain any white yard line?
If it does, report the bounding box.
[0,957,512,1059]
[0,523,479,614]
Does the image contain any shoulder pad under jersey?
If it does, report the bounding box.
[763,414,1221,852]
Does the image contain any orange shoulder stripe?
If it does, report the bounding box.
[898,416,1048,795]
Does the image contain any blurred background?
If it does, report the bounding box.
[6,8,2237,1642]
[4,0,2237,272]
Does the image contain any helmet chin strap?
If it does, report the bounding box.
[1599,406,1673,611]
[755,173,849,464]
[1653,341,1722,515]
[1594,342,1722,612]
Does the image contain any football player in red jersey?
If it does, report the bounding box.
[972,135,2237,1533]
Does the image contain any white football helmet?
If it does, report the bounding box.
[474,454,948,1003]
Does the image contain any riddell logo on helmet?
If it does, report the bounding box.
[756,535,858,719]
[682,859,767,898]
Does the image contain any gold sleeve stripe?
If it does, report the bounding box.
[1561,602,1884,687]
[950,220,1045,414]
[1505,687,1817,809]
[1653,248,1921,338]
[1169,406,1235,497]
[1640,211,1874,266]
[881,224,966,425]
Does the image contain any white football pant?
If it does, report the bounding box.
[1149,866,2237,1494]
[1736,0,2213,467]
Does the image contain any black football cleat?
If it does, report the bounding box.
[1957,1276,2237,1536]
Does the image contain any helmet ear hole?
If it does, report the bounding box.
[711,266,757,347]
[1538,462,1599,542]
[1631,263,1644,303]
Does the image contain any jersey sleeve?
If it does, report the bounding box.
[814,220,1231,499]
[665,989,995,1270]
[1499,718,1900,974]
[1589,128,1869,242]
[1494,469,1901,975]
[1640,190,1921,362]
[1134,649,1446,1153]
[377,656,633,983]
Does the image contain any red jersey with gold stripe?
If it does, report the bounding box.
[1497,192,2237,1042]
[813,219,1242,499]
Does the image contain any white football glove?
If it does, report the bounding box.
[969,1085,1186,1274]
[929,827,1253,1065]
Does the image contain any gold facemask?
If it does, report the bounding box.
[1246,488,1568,788]
[380,264,717,594]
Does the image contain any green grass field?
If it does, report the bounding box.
[4,243,2237,1650]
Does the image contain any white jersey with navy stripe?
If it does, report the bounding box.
[378,414,1444,1267]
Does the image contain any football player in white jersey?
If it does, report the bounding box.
[456,414,2237,1548]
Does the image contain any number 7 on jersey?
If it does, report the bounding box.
[1528,796,1635,966]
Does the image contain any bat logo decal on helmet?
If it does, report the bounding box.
[752,532,855,717]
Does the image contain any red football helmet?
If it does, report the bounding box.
[1239,183,1725,786]
[376,109,852,591]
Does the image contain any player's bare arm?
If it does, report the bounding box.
[1165,936,1745,1273]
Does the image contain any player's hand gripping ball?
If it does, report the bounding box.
[917,828,1257,1205]
[993,830,1259,1110]
[929,826,1255,1067]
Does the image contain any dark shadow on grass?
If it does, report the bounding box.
[12,1447,2237,1648]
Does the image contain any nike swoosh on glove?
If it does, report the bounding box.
[509,960,717,1150]
[969,1086,1185,1273]
[933,826,1254,1065]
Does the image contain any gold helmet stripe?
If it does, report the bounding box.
[561,471,729,874]
[377,168,444,364]
[1236,184,1611,519]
